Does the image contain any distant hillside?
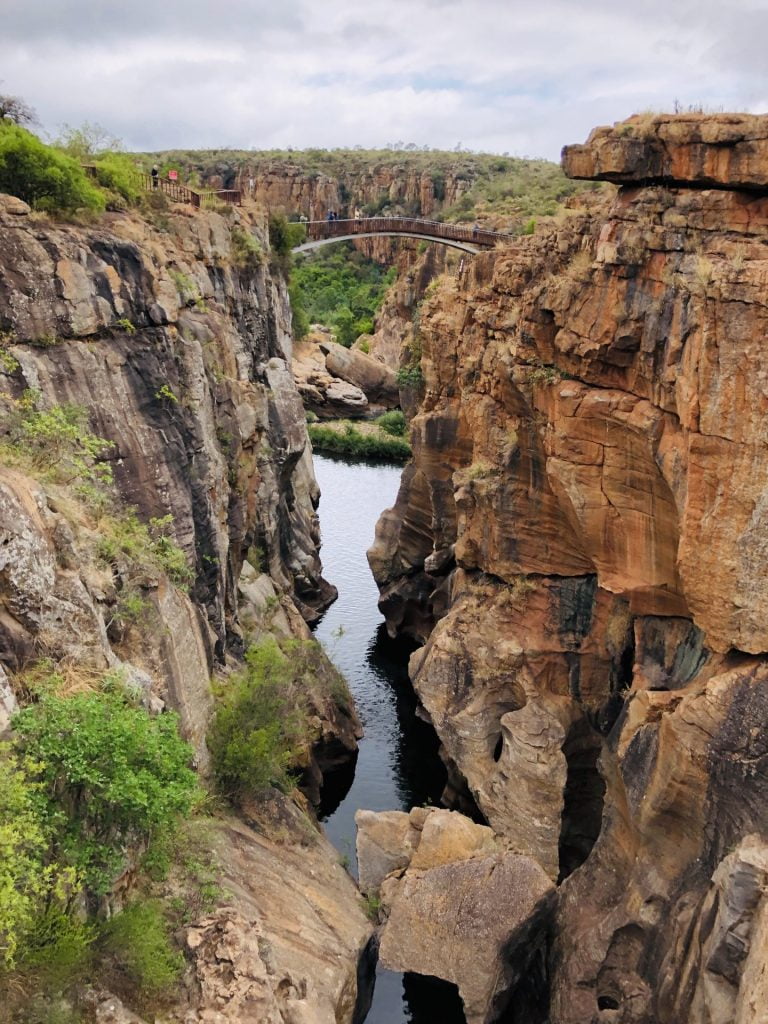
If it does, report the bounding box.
[134,148,599,232]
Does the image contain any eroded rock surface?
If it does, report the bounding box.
[369,115,768,1021]
[356,807,554,1024]
[0,197,365,1022]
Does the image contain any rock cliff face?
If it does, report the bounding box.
[0,194,369,1021]
[197,162,472,221]
[368,115,768,1022]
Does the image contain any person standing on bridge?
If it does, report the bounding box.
[151,164,159,188]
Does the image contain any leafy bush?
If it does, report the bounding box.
[5,391,114,487]
[396,363,424,389]
[291,243,395,344]
[101,901,183,997]
[230,226,264,270]
[12,693,199,894]
[288,279,310,340]
[92,152,142,205]
[0,123,105,213]
[268,213,305,274]
[97,511,194,587]
[0,748,50,967]
[209,636,304,797]
[375,410,406,436]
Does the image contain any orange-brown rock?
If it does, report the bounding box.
[369,116,768,1021]
[562,113,768,192]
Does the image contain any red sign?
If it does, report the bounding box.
[168,170,178,181]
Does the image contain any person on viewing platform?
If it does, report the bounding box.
[299,213,308,224]
[326,210,334,222]
[151,164,159,188]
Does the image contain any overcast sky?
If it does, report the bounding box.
[2,0,767,160]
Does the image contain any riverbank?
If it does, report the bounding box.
[308,418,411,462]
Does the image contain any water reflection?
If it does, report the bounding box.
[311,454,462,1024]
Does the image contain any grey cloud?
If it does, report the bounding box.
[1,0,766,159]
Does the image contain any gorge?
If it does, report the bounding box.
[1,111,767,1024]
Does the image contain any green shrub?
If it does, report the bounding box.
[375,410,406,436]
[19,901,96,990]
[307,423,411,463]
[288,279,310,340]
[5,391,114,487]
[357,338,370,354]
[92,152,141,205]
[12,693,199,895]
[268,213,305,274]
[101,901,183,997]
[0,748,50,967]
[97,511,194,587]
[230,226,264,270]
[291,244,395,340]
[396,363,424,389]
[0,123,105,213]
[208,636,304,797]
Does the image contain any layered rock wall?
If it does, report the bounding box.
[0,194,369,1022]
[368,115,768,1022]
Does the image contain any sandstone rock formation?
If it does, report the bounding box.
[356,808,554,1024]
[368,115,768,1021]
[0,194,366,1022]
[292,334,393,419]
[179,808,371,1024]
[563,112,768,191]
[189,161,473,222]
[320,341,398,407]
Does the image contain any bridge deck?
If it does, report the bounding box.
[293,217,512,253]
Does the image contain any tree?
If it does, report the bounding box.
[0,92,38,127]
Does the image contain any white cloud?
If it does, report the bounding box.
[1,0,766,158]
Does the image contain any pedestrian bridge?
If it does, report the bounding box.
[292,217,513,254]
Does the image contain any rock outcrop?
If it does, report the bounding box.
[356,808,554,1024]
[188,161,473,222]
[0,194,367,1022]
[292,334,398,419]
[368,115,768,1021]
[563,112,768,192]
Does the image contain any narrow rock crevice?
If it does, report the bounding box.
[557,719,606,883]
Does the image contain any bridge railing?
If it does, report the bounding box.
[139,175,242,208]
[304,217,511,247]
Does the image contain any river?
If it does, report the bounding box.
[312,454,466,1024]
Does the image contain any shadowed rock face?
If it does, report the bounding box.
[368,115,768,1022]
[0,195,334,638]
[0,195,368,1022]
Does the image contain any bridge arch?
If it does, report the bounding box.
[293,231,481,254]
[291,217,511,254]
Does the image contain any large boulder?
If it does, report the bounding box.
[356,808,555,1024]
[321,341,399,406]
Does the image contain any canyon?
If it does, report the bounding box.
[0,111,767,1024]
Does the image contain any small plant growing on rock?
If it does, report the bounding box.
[114,317,136,334]
[361,893,382,921]
[5,391,114,487]
[396,363,423,389]
[230,226,264,270]
[155,383,179,404]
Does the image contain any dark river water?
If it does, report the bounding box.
[312,454,466,1024]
